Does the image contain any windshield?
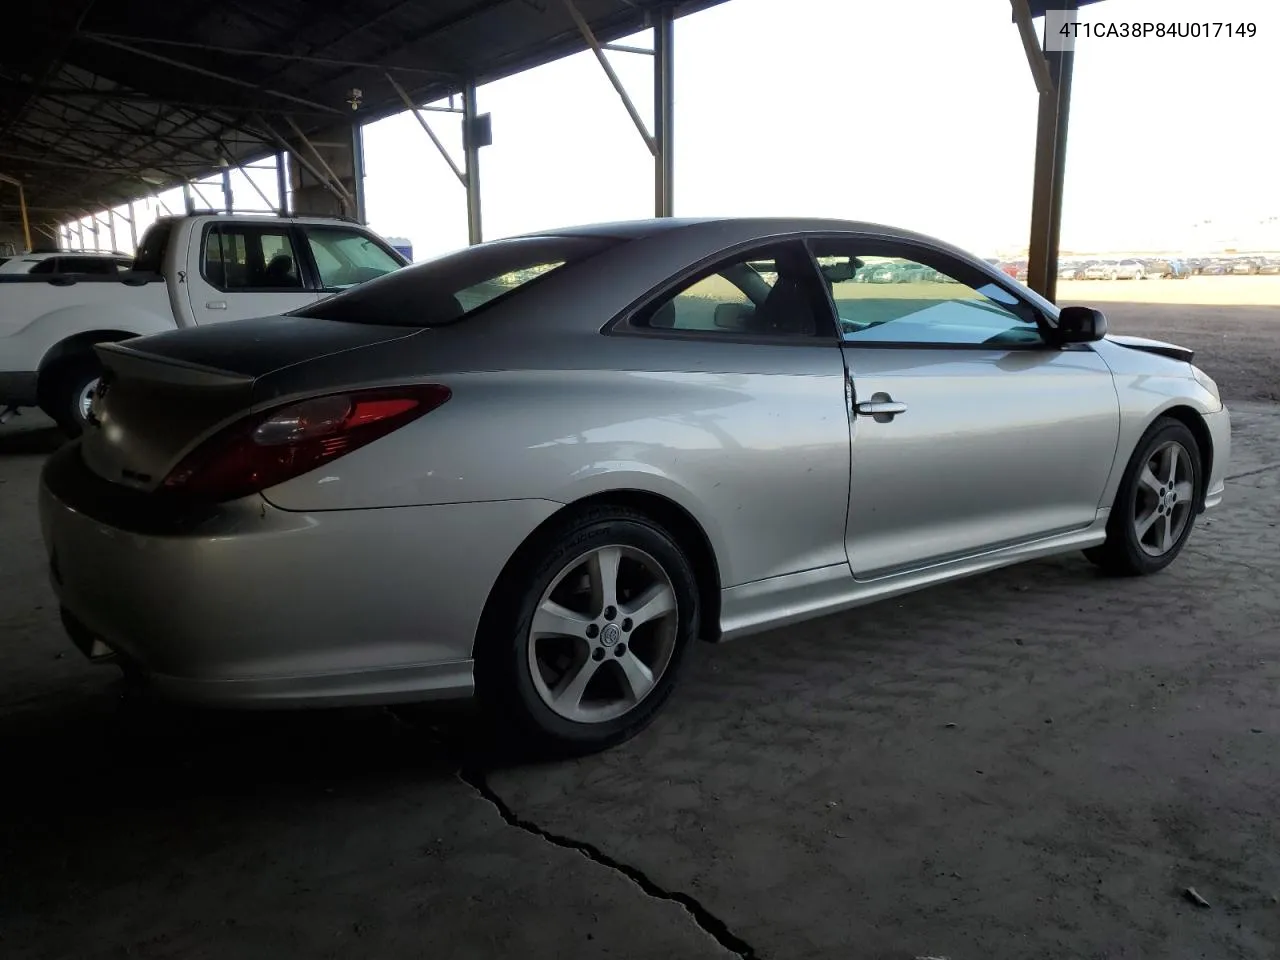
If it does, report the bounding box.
[294,235,623,327]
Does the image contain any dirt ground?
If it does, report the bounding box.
[1,303,1278,960]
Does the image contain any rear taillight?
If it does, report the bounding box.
[162,385,451,501]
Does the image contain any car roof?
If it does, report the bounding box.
[516,216,971,248]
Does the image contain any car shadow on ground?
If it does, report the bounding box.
[0,423,64,456]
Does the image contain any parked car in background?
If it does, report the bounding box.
[38,216,1232,753]
[1084,260,1119,280]
[1200,260,1229,275]
[1229,257,1262,275]
[1165,259,1192,279]
[1257,258,1280,275]
[0,250,133,276]
[0,214,407,435]
[1057,260,1083,280]
[1114,259,1146,280]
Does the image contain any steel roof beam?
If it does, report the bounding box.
[78,35,347,116]
[78,32,454,77]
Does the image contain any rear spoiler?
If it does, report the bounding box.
[96,341,256,390]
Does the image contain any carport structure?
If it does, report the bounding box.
[3,0,1098,299]
[1,1,707,249]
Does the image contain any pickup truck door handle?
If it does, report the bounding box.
[205,301,227,310]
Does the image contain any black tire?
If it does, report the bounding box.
[1085,417,1203,577]
[474,505,700,756]
[39,352,102,438]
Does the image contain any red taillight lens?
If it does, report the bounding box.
[163,385,451,501]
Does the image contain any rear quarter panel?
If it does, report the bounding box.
[260,331,854,588]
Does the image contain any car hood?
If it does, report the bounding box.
[1104,334,1194,364]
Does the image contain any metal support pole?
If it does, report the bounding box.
[108,208,118,251]
[654,6,675,217]
[77,220,85,249]
[18,183,32,252]
[463,80,483,245]
[221,163,234,214]
[284,117,353,210]
[276,151,290,216]
[351,121,368,224]
[127,201,138,249]
[0,174,33,252]
[183,182,195,214]
[563,0,656,154]
[385,72,467,185]
[1026,36,1074,300]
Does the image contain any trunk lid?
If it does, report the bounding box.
[81,316,418,492]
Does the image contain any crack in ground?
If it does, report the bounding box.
[456,765,758,960]
[1226,460,1280,481]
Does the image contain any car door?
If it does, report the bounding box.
[612,239,853,586]
[186,221,320,325]
[809,235,1120,580]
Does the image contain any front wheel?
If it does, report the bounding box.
[1085,417,1202,576]
[475,506,700,755]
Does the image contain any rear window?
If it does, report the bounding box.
[134,220,175,274]
[294,235,623,327]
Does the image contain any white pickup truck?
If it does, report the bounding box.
[0,214,407,435]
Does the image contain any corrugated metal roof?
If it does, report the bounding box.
[2,1,724,225]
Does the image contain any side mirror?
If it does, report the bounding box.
[1056,305,1108,343]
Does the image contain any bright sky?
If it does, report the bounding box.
[363,0,1280,259]
[69,0,1279,260]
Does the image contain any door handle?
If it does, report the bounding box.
[855,400,907,417]
[205,301,227,310]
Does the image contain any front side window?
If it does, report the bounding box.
[811,241,1042,348]
[633,243,829,337]
[203,225,302,291]
[295,234,621,327]
[305,227,403,290]
[28,258,60,275]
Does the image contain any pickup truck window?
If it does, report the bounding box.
[203,224,303,291]
[304,226,403,291]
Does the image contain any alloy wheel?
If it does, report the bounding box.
[1133,440,1195,557]
[526,544,679,724]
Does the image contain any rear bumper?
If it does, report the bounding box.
[40,442,560,708]
[0,371,38,407]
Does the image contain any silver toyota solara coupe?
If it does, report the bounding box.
[40,218,1230,752]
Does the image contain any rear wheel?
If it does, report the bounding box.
[475,506,699,755]
[1085,417,1202,576]
[39,352,102,438]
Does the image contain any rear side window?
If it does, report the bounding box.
[134,220,174,274]
[59,257,117,275]
[28,258,60,274]
[295,235,622,327]
[203,224,302,290]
